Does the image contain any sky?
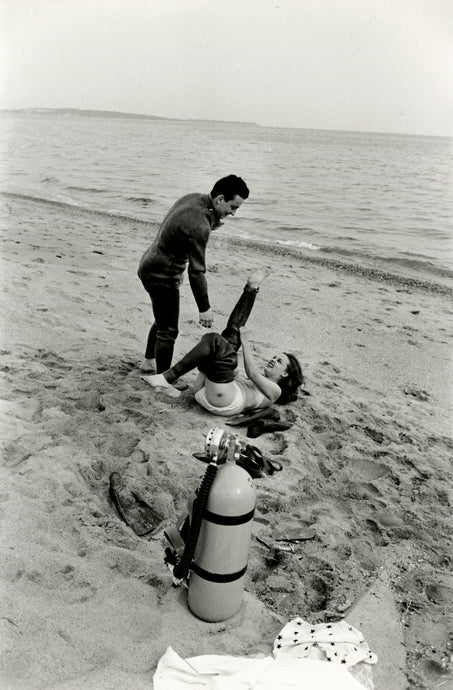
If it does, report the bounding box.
[1,0,452,136]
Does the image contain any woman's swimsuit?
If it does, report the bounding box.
[194,376,269,416]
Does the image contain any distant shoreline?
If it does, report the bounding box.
[0,107,258,127]
[1,108,451,139]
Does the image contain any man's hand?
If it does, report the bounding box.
[199,308,213,328]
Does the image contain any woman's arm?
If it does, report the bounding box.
[239,327,281,402]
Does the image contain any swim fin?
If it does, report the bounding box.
[247,420,293,438]
[109,472,163,537]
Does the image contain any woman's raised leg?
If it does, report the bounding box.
[221,268,271,351]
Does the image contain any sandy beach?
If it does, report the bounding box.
[1,195,452,689]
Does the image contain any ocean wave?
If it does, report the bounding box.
[318,243,453,280]
[0,191,151,226]
[1,191,81,210]
[65,185,107,194]
[126,196,155,205]
[233,230,321,252]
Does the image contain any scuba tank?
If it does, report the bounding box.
[165,428,256,622]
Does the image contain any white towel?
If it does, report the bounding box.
[153,645,370,689]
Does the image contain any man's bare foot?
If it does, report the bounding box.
[247,268,272,290]
[139,357,156,373]
[141,373,181,398]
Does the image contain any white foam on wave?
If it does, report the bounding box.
[274,238,321,251]
[225,229,321,252]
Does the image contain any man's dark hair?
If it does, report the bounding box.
[211,175,249,201]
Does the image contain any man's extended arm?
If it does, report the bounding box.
[187,232,213,327]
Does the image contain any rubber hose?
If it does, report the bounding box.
[172,462,218,581]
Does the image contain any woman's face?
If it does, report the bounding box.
[264,353,290,381]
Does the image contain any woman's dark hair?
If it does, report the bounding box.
[211,175,249,201]
[276,353,304,405]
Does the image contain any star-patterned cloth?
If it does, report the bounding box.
[273,618,378,668]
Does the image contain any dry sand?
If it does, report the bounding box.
[1,195,452,689]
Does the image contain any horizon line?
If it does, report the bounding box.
[0,106,450,139]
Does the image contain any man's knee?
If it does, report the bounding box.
[156,326,179,344]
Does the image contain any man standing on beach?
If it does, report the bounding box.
[138,175,250,373]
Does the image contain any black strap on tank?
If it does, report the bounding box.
[191,563,247,583]
[203,508,255,526]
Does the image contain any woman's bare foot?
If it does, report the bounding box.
[141,373,181,398]
[139,357,156,373]
[247,268,272,290]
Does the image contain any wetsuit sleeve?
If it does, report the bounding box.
[187,230,210,313]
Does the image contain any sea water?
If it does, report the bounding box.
[1,111,452,284]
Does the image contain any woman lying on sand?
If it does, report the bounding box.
[141,269,304,416]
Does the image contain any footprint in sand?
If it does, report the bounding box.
[363,426,385,444]
[366,518,389,546]
[350,458,391,481]
[425,580,453,606]
[3,432,54,468]
[403,387,430,401]
[270,436,288,455]
[309,573,333,609]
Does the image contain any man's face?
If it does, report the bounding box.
[213,194,245,219]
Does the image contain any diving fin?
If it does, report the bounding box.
[247,420,293,438]
[109,472,163,537]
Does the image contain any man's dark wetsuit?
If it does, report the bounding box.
[138,193,221,372]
